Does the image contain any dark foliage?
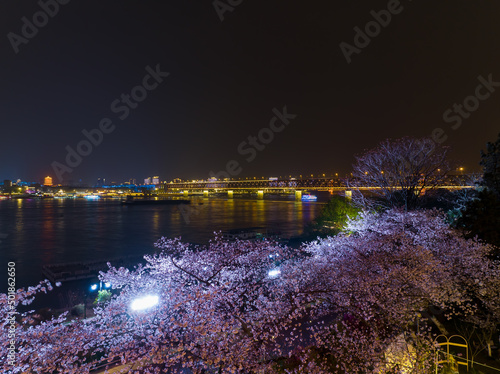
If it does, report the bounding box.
[458,133,500,257]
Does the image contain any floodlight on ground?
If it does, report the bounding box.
[130,295,159,311]
[90,284,98,291]
[268,269,281,278]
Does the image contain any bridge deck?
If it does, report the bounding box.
[159,178,472,193]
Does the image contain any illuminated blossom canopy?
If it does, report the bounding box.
[1,209,498,373]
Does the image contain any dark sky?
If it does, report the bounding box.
[1,1,499,184]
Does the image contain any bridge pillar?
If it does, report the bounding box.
[227,190,233,199]
[203,190,209,197]
[295,190,302,200]
[257,190,264,199]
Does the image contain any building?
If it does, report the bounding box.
[44,176,53,186]
[152,176,160,185]
[144,177,152,185]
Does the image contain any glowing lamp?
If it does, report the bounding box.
[131,295,159,311]
[268,269,281,278]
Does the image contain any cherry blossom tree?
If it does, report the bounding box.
[285,209,500,372]
[0,280,107,373]
[1,210,498,373]
[94,236,299,373]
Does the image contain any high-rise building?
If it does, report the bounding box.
[44,176,53,186]
[152,176,160,185]
[144,177,152,185]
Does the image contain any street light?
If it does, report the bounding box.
[131,295,159,311]
[90,281,111,292]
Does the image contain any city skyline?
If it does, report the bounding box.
[1,164,473,188]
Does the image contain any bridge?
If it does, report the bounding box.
[159,176,472,199]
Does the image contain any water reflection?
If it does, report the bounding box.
[0,197,324,289]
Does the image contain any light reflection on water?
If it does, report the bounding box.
[0,196,326,289]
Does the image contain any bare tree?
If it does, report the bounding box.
[350,137,451,210]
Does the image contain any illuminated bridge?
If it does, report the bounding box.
[159,177,472,198]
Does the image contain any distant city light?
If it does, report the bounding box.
[131,295,159,311]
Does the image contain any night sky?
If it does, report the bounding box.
[1,1,499,184]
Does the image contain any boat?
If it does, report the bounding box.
[301,194,318,201]
[42,256,144,283]
[221,227,284,242]
[222,228,260,241]
[84,195,100,200]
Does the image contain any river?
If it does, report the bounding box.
[0,195,327,294]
